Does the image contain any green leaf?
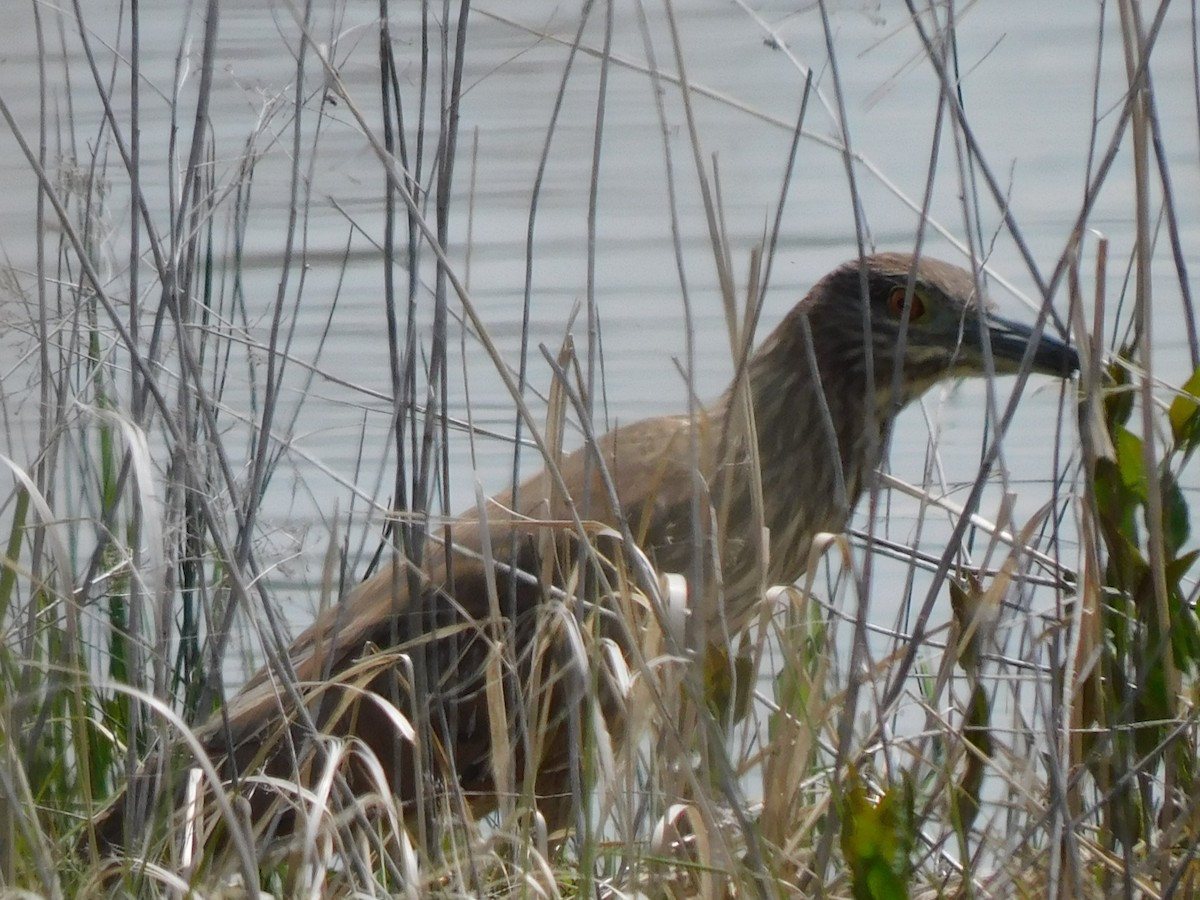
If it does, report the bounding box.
[1093,458,1145,568]
[841,767,915,900]
[1166,548,1200,584]
[703,642,754,727]
[1161,470,1191,555]
[1112,426,1148,501]
[1104,361,1135,427]
[1168,365,1200,445]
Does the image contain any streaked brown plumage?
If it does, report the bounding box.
[87,252,1078,857]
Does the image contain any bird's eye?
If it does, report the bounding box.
[887,285,926,322]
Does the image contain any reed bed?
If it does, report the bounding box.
[0,1,1195,896]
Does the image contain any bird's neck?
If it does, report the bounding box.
[711,317,896,588]
[759,319,892,493]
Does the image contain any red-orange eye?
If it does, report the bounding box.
[887,285,925,321]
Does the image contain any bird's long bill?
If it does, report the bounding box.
[974,311,1080,377]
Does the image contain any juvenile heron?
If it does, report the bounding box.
[89,252,1077,853]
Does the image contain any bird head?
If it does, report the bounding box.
[803,252,1079,408]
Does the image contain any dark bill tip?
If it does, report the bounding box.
[982,313,1080,377]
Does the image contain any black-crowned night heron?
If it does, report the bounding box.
[88,252,1078,853]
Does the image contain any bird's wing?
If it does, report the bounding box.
[211,410,716,747]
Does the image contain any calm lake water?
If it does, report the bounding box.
[1,2,1197,678]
